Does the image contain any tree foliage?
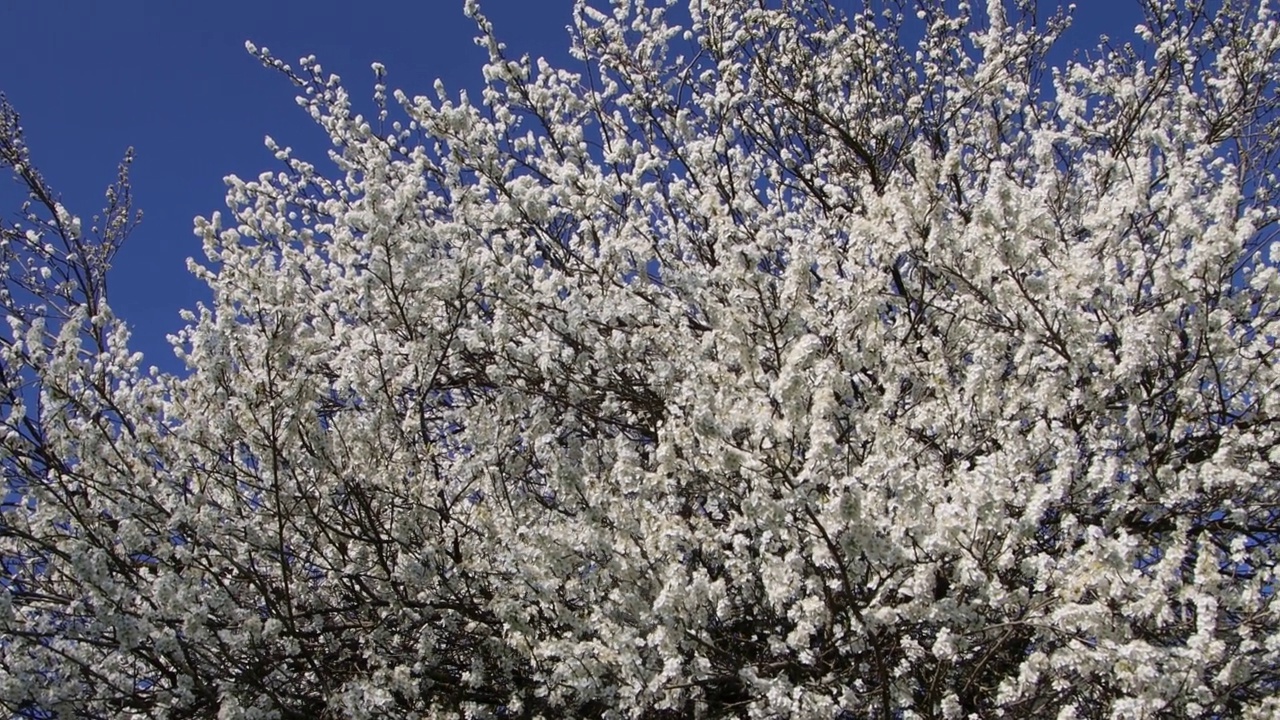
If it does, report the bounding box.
[4,0,1280,716]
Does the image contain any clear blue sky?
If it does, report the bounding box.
[0,1,1139,374]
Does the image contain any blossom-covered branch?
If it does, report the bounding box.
[4,0,1280,717]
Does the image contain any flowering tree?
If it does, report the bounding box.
[5,0,1280,716]
[0,93,151,715]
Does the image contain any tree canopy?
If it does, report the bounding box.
[3,0,1280,717]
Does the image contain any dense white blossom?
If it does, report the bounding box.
[4,0,1280,717]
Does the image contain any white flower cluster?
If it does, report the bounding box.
[3,0,1280,717]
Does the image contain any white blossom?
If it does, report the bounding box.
[4,0,1280,717]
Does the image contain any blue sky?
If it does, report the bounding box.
[0,1,1140,374]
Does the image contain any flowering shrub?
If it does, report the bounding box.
[3,0,1280,717]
